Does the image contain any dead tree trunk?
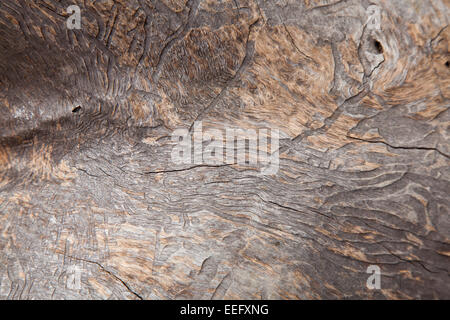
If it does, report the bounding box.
[0,0,449,299]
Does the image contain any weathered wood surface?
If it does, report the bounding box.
[0,0,449,299]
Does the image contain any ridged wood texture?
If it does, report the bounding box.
[0,0,449,299]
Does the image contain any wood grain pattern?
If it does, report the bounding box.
[0,0,449,299]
